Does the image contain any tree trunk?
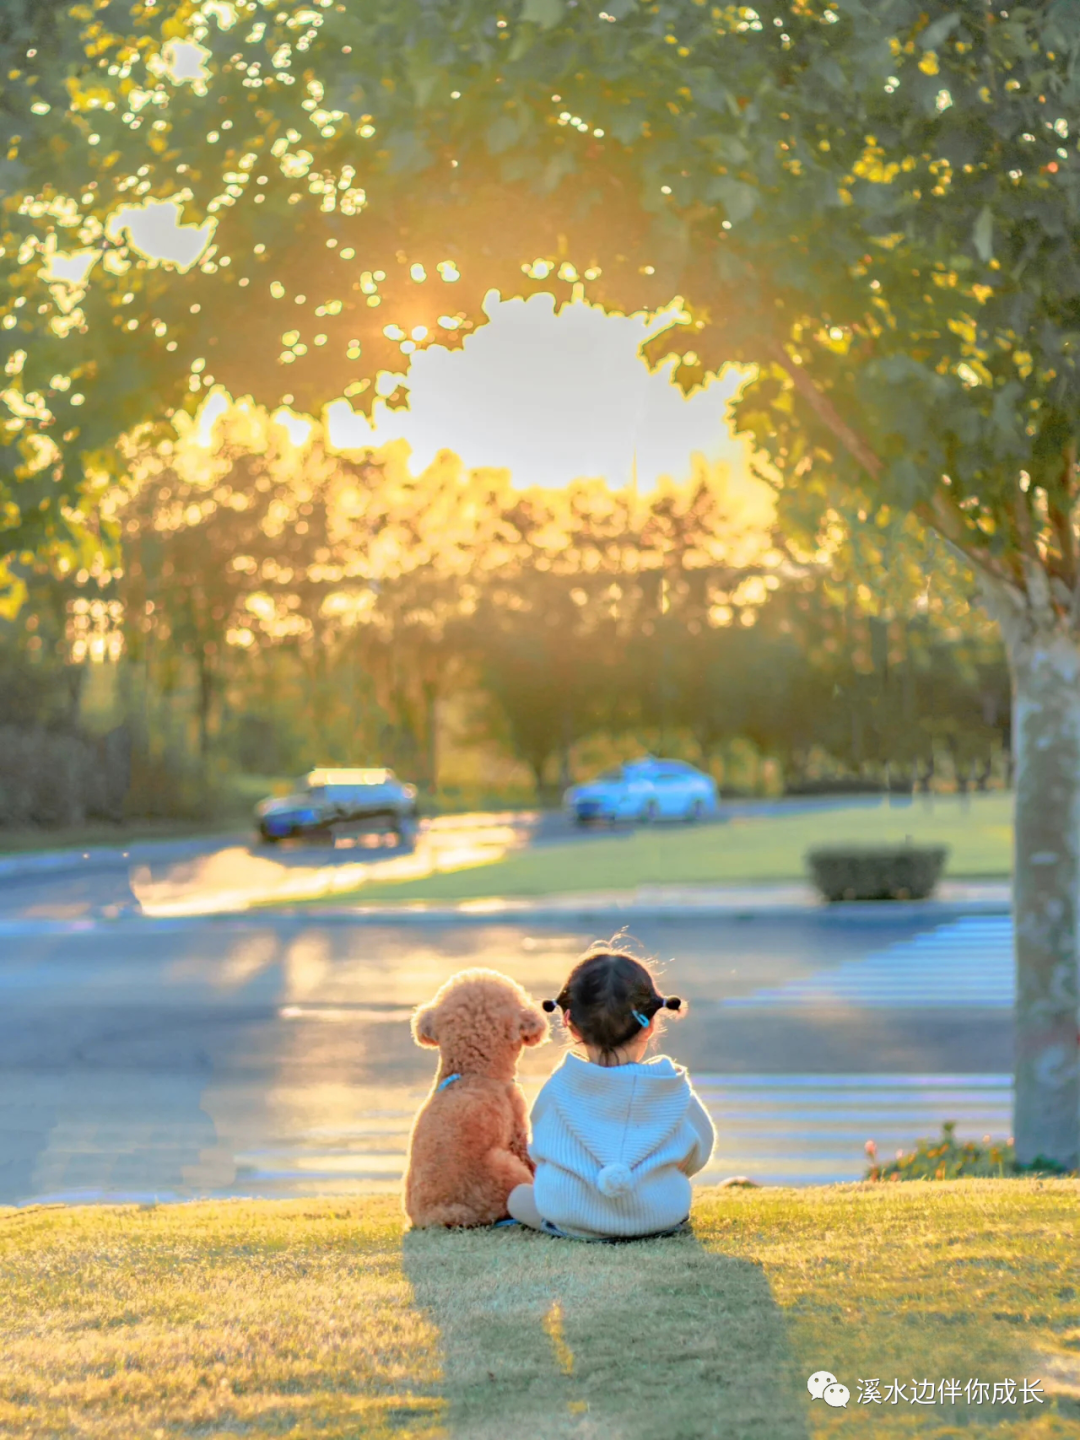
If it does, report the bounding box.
[528,752,549,800]
[559,699,574,793]
[766,355,1080,1166]
[1008,626,1080,1169]
[425,684,438,794]
[197,653,213,759]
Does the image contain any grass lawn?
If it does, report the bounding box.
[0,817,247,857]
[317,793,1013,906]
[3,1182,1077,1440]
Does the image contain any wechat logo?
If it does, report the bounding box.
[807,1371,850,1409]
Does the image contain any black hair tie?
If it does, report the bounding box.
[661,996,682,1011]
[542,999,559,1013]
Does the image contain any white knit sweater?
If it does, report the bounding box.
[528,1052,715,1238]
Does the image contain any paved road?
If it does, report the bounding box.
[0,795,908,919]
[0,901,1013,1203]
[0,810,625,920]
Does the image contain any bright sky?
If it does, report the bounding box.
[73,197,757,493]
[326,292,754,490]
[127,41,758,491]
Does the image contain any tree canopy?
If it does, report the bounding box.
[5,0,1079,613]
[7,0,1079,1163]
[3,411,1005,815]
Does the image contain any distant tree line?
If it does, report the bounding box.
[0,419,1009,825]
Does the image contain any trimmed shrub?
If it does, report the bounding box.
[806,843,948,901]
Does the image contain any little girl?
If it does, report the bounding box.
[508,941,715,1239]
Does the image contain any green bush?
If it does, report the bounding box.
[865,1122,1073,1181]
[806,843,948,901]
[0,724,129,827]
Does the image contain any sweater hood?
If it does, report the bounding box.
[543,1051,693,1175]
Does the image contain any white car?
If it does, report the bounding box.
[564,757,719,826]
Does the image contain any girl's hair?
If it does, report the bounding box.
[541,940,682,1060]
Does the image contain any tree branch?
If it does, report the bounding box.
[916,487,1024,597]
[1010,478,1060,625]
[1048,442,1077,588]
[761,336,1038,611]
[1012,476,1042,564]
[763,339,883,482]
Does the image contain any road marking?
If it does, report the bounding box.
[2,909,1017,1200]
[724,915,1014,1010]
[216,1074,1013,1194]
[20,1072,1000,1204]
[694,1072,1012,1184]
[10,1071,1012,1203]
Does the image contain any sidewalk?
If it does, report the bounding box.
[0,833,247,881]
[0,816,1012,924]
[288,877,1012,925]
[0,878,1012,936]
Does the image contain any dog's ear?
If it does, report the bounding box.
[519,1005,549,1047]
[412,1003,439,1047]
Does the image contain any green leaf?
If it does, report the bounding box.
[992,381,1024,440]
[406,61,441,108]
[920,13,960,49]
[817,57,847,91]
[609,109,645,144]
[507,28,533,61]
[708,177,757,224]
[0,158,27,190]
[691,77,731,117]
[521,0,563,28]
[973,206,994,262]
[486,113,520,154]
[887,456,923,506]
[384,129,432,174]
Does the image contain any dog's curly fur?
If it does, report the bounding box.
[404,968,548,1228]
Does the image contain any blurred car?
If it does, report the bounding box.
[255,768,419,845]
[563,757,719,826]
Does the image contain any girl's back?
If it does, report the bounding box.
[508,939,715,1240]
[531,1049,714,1238]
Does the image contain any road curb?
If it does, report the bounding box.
[0,834,250,882]
[0,890,1012,937]
[273,895,1013,925]
[267,878,1012,925]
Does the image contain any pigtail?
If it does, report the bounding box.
[549,941,683,1058]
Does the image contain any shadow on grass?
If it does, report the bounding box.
[403,1225,810,1440]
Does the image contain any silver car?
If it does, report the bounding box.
[255,768,419,845]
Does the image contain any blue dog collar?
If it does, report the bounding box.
[437,1072,462,1092]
